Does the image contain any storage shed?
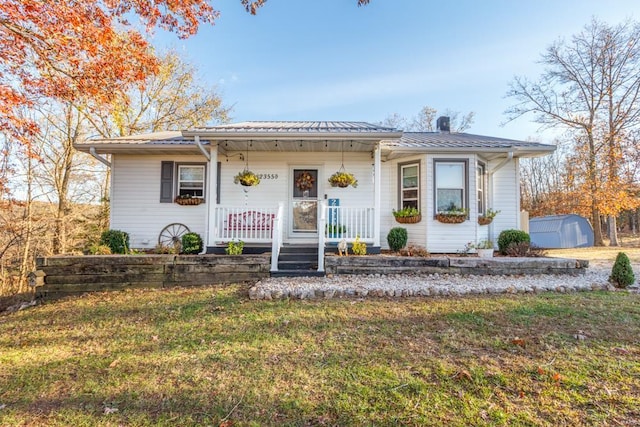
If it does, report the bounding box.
[529,214,594,248]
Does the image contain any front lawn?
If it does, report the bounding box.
[1,286,638,426]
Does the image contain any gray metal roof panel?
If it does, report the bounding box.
[387,132,554,150]
[191,121,398,133]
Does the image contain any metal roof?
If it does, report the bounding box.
[389,132,554,150]
[74,122,556,158]
[189,121,398,134]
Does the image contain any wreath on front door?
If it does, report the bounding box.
[295,171,315,192]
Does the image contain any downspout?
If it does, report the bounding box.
[89,147,111,167]
[195,135,211,161]
[487,151,514,243]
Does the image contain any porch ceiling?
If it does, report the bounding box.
[215,139,379,154]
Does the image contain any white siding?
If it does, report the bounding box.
[425,154,477,253]
[380,156,427,249]
[219,151,376,241]
[111,154,208,249]
[488,157,519,242]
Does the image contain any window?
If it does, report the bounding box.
[435,160,467,212]
[477,162,486,215]
[178,164,205,198]
[400,163,420,209]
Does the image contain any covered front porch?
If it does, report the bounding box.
[207,202,377,273]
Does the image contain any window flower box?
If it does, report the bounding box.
[478,208,500,226]
[175,196,203,206]
[435,207,468,224]
[393,207,421,224]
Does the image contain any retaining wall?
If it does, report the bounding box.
[35,254,271,299]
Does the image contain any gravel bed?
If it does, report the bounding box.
[249,267,639,300]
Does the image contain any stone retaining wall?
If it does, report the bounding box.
[325,255,588,276]
[35,254,271,299]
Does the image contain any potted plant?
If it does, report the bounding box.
[478,208,500,226]
[234,169,260,187]
[175,194,203,205]
[475,239,494,258]
[436,204,468,224]
[328,171,358,188]
[326,223,346,238]
[392,206,421,224]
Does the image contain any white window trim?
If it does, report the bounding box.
[177,163,206,200]
[434,159,468,214]
[399,162,420,210]
[477,162,486,216]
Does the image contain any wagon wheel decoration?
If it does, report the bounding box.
[158,223,190,250]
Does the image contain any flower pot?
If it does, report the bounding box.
[477,248,494,258]
[435,213,466,224]
[478,217,493,226]
[395,214,422,224]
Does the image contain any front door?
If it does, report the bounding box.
[290,168,320,239]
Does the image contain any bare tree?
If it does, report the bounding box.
[380,106,475,132]
[506,18,640,246]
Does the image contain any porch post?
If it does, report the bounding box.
[374,143,381,247]
[207,142,218,248]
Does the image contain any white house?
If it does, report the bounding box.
[75,120,555,273]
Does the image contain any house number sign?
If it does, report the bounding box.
[256,173,279,180]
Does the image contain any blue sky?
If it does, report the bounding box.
[153,0,637,142]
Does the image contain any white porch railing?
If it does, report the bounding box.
[271,202,285,272]
[213,205,280,243]
[323,205,376,243]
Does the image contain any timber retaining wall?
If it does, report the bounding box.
[35,254,271,299]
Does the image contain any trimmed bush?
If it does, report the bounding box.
[181,232,203,254]
[609,252,635,288]
[99,229,129,254]
[497,229,530,255]
[387,227,408,252]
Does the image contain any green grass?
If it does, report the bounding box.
[1,286,639,426]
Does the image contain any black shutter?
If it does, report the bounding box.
[160,161,174,203]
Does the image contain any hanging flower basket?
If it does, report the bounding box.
[296,171,315,192]
[328,171,358,188]
[393,207,421,224]
[234,170,260,187]
[175,195,203,206]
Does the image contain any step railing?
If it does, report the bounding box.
[270,202,284,272]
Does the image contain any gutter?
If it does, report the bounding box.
[489,151,514,174]
[89,147,112,167]
[195,135,210,161]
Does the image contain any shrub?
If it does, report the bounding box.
[225,240,244,255]
[609,252,635,288]
[181,232,203,254]
[88,244,111,255]
[497,229,530,255]
[99,229,129,254]
[387,227,408,252]
[399,244,429,257]
[351,236,367,255]
[504,242,546,257]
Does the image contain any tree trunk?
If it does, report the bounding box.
[592,208,604,246]
[608,215,619,246]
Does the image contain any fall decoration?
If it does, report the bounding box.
[295,171,315,192]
